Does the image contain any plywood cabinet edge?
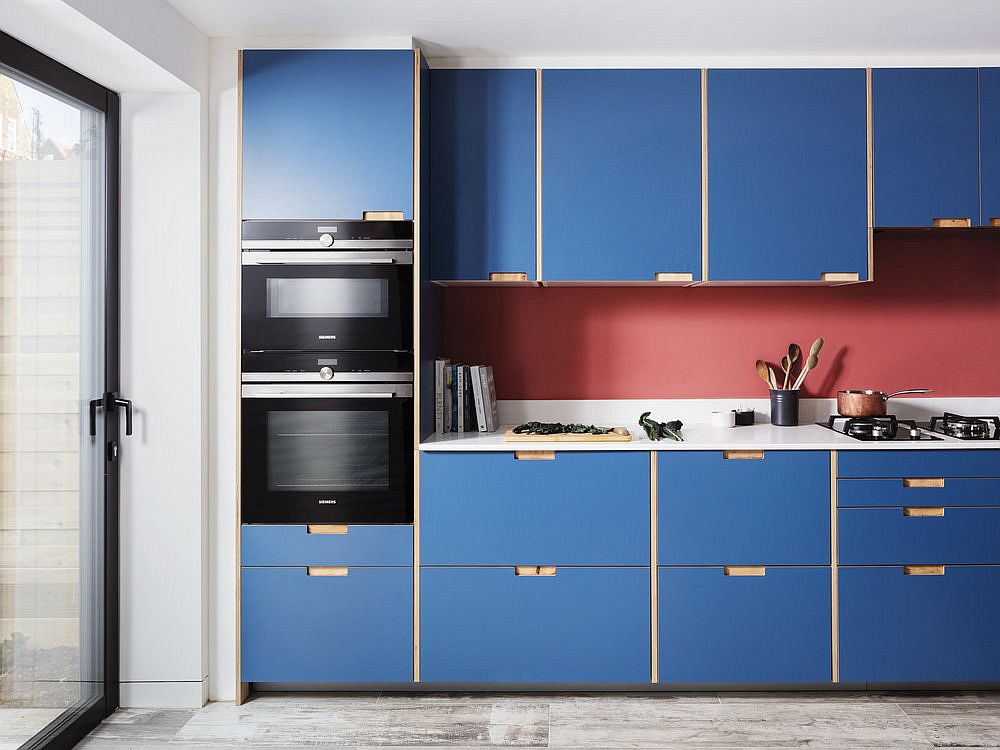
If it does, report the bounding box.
[235,47,246,705]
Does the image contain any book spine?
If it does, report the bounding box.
[471,365,487,432]
[434,359,444,433]
[484,365,499,433]
[444,365,453,432]
[464,366,473,432]
[456,366,464,433]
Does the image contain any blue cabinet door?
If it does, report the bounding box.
[241,524,413,567]
[839,508,1000,565]
[981,68,1000,225]
[241,567,412,682]
[421,567,650,682]
[707,69,868,281]
[840,566,1000,682]
[659,567,831,683]
[873,68,980,227]
[837,449,1000,479]
[838,478,1000,508]
[242,49,413,220]
[429,69,536,280]
[421,451,649,566]
[542,69,702,281]
[659,451,830,566]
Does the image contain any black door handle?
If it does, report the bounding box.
[89,393,134,436]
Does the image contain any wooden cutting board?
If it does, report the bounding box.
[503,427,632,442]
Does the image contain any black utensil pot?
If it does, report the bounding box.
[770,389,799,426]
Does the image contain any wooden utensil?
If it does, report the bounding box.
[780,355,791,390]
[755,359,773,389]
[783,343,801,389]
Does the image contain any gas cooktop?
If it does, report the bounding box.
[920,413,1000,441]
[817,415,942,441]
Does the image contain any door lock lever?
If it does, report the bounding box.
[89,393,134,436]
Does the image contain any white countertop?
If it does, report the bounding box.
[420,422,1000,452]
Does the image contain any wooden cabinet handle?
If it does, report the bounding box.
[489,272,528,282]
[307,566,349,576]
[932,218,971,228]
[723,450,763,460]
[903,478,945,489]
[307,524,348,535]
[515,565,556,576]
[653,272,694,282]
[724,566,766,577]
[514,450,555,461]
[903,507,945,517]
[990,218,1000,227]
[820,272,860,282]
[362,210,404,221]
[903,565,945,576]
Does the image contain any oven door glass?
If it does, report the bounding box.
[242,262,413,351]
[241,396,413,523]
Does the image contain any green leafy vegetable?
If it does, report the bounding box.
[638,412,684,442]
[512,421,615,435]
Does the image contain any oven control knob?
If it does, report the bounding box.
[318,233,334,247]
[319,366,334,380]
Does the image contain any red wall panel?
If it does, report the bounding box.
[442,234,1000,399]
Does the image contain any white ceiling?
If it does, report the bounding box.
[163,0,1000,61]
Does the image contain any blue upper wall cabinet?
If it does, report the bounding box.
[429,69,536,280]
[873,68,980,227]
[707,69,869,281]
[981,68,1000,225]
[542,69,702,281]
[241,49,413,220]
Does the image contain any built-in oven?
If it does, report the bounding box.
[241,219,413,352]
[240,352,413,524]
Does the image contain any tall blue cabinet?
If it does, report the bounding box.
[980,67,1000,225]
[706,69,869,282]
[241,49,414,219]
[541,69,703,282]
[428,69,537,281]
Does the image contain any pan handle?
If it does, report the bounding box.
[885,388,935,399]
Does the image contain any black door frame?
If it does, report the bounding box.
[0,29,121,750]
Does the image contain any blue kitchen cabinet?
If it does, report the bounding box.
[873,68,980,227]
[420,451,649,566]
[838,478,1000,507]
[241,49,413,220]
[241,524,413,567]
[659,567,831,683]
[707,69,869,281]
[241,566,412,682]
[839,507,1000,565]
[981,67,1000,224]
[838,449,1000,479]
[840,566,1000,682]
[429,69,536,280]
[542,69,702,281]
[421,567,650,682]
[658,451,830,566]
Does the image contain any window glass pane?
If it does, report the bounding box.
[266,277,388,318]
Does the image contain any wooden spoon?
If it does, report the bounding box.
[755,359,776,390]
[783,343,801,389]
[792,339,824,390]
[779,355,791,390]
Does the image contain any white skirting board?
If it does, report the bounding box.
[120,680,208,709]
[497,397,1000,428]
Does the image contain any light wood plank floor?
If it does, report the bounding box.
[75,691,1000,749]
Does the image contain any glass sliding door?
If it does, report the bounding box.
[0,31,121,750]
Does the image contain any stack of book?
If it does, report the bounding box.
[434,359,499,434]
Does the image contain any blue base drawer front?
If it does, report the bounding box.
[659,452,830,565]
[838,478,1000,508]
[241,525,413,567]
[840,566,1000,682]
[241,567,412,682]
[421,452,649,565]
[659,567,831,683]
[838,450,1000,479]
[421,567,650,683]
[839,508,1000,565]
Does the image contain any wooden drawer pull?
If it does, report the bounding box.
[990,218,1000,227]
[362,210,404,221]
[724,566,766,577]
[723,450,764,460]
[820,272,860,282]
[515,565,556,577]
[307,566,349,576]
[903,506,945,517]
[904,565,945,576]
[932,217,971,228]
[489,272,528,282]
[514,450,555,461]
[653,272,694,282]
[307,524,348,535]
[903,478,945,489]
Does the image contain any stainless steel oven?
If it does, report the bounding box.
[241,350,413,524]
[241,219,412,352]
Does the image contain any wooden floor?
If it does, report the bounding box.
[71,691,1000,749]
